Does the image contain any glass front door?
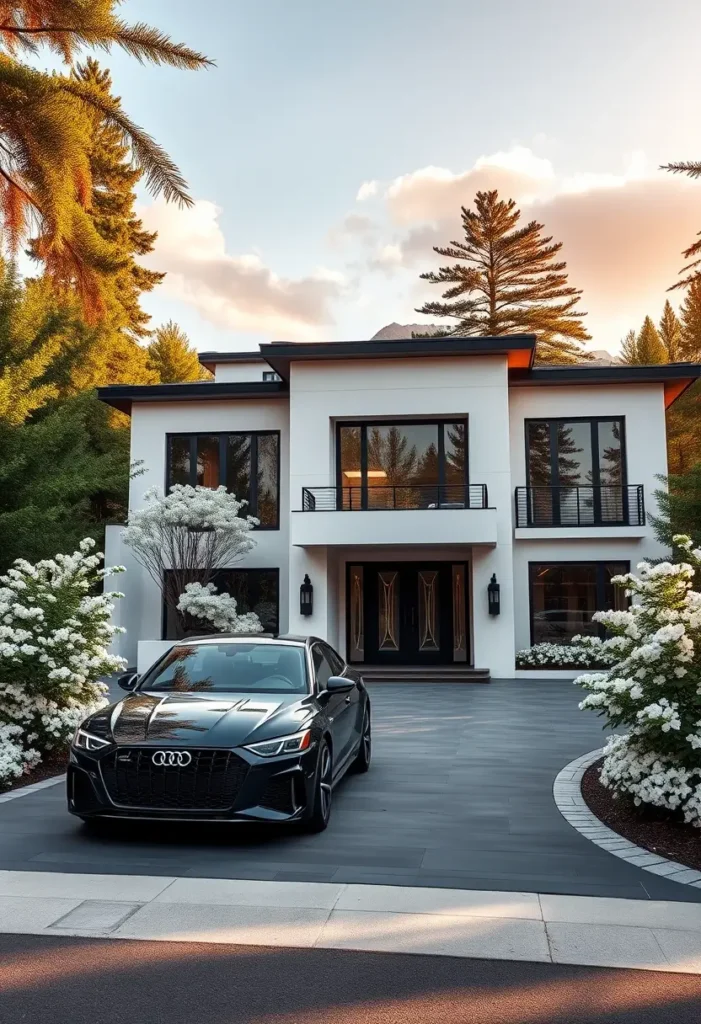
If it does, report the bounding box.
[350,562,468,665]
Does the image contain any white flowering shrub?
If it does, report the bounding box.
[0,539,126,786]
[516,640,618,669]
[123,485,257,637]
[577,536,701,825]
[177,582,263,634]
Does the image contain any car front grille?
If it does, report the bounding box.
[100,748,248,811]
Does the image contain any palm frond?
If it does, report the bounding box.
[58,77,192,206]
[662,161,701,179]
[112,21,213,69]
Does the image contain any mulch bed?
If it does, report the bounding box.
[0,750,68,795]
[582,757,701,871]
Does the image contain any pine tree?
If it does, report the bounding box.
[659,300,683,361]
[619,329,638,363]
[620,316,668,365]
[74,58,164,339]
[146,321,210,383]
[680,279,701,362]
[0,2,211,313]
[417,189,590,364]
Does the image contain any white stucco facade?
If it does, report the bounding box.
[100,338,695,679]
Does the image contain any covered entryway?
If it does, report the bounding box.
[347,561,468,666]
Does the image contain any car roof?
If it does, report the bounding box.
[173,633,321,647]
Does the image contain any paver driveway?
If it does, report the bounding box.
[2,680,699,900]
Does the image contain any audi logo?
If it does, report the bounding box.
[152,750,192,767]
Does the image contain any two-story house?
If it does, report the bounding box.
[98,335,701,679]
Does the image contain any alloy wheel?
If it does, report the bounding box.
[319,745,332,821]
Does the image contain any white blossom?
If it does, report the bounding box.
[0,542,126,787]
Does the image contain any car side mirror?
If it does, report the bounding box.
[326,675,354,694]
[118,672,139,692]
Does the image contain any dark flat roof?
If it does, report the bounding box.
[198,350,267,373]
[259,335,536,377]
[97,380,287,414]
[509,363,701,407]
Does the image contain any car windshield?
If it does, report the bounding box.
[138,643,308,694]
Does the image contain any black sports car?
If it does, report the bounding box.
[67,635,371,833]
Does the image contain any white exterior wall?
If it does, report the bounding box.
[213,361,270,383]
[118,398,290,666]
[285,356,517,677]
[508,383,669,652]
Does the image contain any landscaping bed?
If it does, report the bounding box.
[582,757,701,872]
[0,750,68,795]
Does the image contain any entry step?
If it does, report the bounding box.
[359,666,490,683]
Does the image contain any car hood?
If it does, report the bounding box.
[88,691,317,748]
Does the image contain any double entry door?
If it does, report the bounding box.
[350,562,468,666]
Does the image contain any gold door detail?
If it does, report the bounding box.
[378,571,400,651]
[452,564,468,662]
[349,566,364,661]
[418,570,439,652]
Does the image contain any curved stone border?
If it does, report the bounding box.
[553,749,701,889]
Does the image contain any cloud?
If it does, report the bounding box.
[358,147,701,348]
[356,180,378,201]
[140,199,345,340]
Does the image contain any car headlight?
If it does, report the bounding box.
[244,729,312,758]
[73,728,111,752]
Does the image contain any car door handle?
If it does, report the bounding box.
[344,695,352,704]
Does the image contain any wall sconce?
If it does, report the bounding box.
[488,573,500,616]
[300,574,313,616]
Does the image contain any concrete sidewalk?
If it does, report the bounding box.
[1,870,700,974]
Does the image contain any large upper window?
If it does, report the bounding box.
[529,561,629,645]
[337,420,467,509]
[167,432,279,528]
[164,568,279,641]
[526,418,625,525]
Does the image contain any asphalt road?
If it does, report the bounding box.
[1,933,700,1024]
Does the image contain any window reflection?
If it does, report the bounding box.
[530,562,628,645]
[338,421,468,509]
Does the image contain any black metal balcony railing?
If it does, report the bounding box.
[515,485,645,528]
[301,484,489,511]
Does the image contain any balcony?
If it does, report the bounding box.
[292,484,497,548]
[302,484,489,511]
[514,485,647,539]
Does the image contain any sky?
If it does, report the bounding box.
[98,0,701,354]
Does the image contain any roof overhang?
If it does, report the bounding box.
[508,363,701,408]
[97,380,288,416]
[259,335,536,379]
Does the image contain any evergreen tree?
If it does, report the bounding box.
[0,261,73,423]
[659,300,683,361]
[417,189,590,364]
[74,58,164,339]
[0,392,129,570]
[652,463,701,551]
[620,316,667,365]
[680,279,701,362]
[0,2,211,312]
[619,329,638,364]
[667,384,701,475]
[147,321,210,383]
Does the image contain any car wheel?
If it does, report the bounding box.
[351,707,371,773]
[303,740,333,833]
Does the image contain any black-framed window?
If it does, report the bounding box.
[336,419,468,509]
[529,561,629,645]
[526,418,626,525]
[166,432,280,528]
[164,568,279,640]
